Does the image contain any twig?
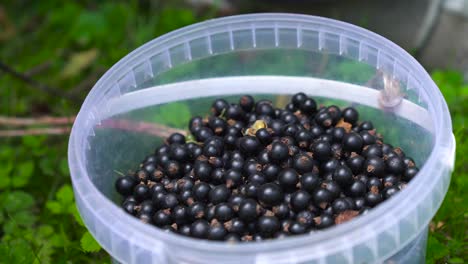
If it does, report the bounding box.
[0,127,71,137]
[24,61,53,76]
[0,61,80,101]
[0,116,75,126]
[0,117,186,139]
[98,119,187,138]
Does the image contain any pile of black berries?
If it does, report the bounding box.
[115,93,418,242]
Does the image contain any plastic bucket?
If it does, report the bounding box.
[68,14,455,263]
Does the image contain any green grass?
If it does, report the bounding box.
[0,2,466,263]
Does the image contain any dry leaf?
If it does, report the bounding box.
[61,49,98,78]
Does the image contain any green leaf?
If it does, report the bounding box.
[153,102,191,129]
[0,174,11,189]
[22,135,45,150]
[48,233,65,248]
[0,146,14,159]
[80,231,101,253]
[39,157,56,176]
[56,184,74,205]
[33,243,54,264]
[46,201,63,214]
[449,258,464,264]
[37,225,54,238]
[12,161,34,187]
[59,158,69,176]
[0,159,13,189]
[1,239,36,263]
[3,191,35,213]
[427,236,450,261]
[71,204,85,226]
[2,220,20,235]
[9,210,37,227]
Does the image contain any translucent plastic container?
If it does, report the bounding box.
[68,14,456,263]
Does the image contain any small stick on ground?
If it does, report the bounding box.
[0,127,71,137]
[0,116,76,126]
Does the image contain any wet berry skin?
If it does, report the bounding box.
[278,168,299,191]
[215,203,234,222]
[115,175,136,196]
[291,92,307,107]
[383,186,400,199]
[134,183,151,201]
[257,183,284,206]
[238,199,260,222]
[342,132,364,152]
[208,224,227,241]
[209,185,231,205]
[190,219,210,238]
[299,98,317,115]
[365,192,383,207]
[257,216,280,237]
[332,165,353,187]
[153,210,172,226]
[122,200,136,215]
[403,167,419,181]
[365,157,386,178]
[238,136,261,156]
[342,107,359,124]
[332,198,352,214]
[348,180,366,197]
[311,140,332,161]
[223,103,245,119]
[289,222,307,235]
[192,182,211,202]
[312,188,334,208]
[212,99,229,116]
[239,95,255,112]
[269,142,289,163]
[292,154,316,174]
[290,190,311,212]
[300,172,321,193]
[386,156,405,175]
[347,154,365,174]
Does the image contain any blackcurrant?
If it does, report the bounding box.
[255,128,272,145]
[342,107,359,124]
[365,157,386,178]
[238,199,260,222]
[342,132,364,153]
[257,216,280,237]
[269,142,289,163]
[291,92,307,107]
[238,136,261,156]
[153,210,172,226]
[403,167,419,181]
[278,168,299,191]
[167,133,186,145]
[209,185,231,205]
[290,190,311,212]
[215,203,234,222]
[257,183,283,206]
[191,219,210,238]
[239,95,255,112]
[292,154,316,174]
[115,175,136,196]
[332,165,353,187]
[211,99,229,115]
[300,172,321,193]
